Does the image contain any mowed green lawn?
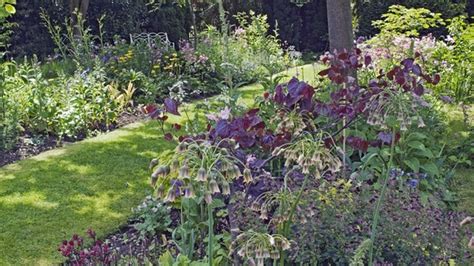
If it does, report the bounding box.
[0,65,321,264]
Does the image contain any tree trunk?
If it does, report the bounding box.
[326,0,353,52]
[69,0,89,38]
[188,0,198,48]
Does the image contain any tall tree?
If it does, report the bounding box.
[326,0,353,51]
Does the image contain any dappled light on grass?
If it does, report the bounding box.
[0,121,174,264]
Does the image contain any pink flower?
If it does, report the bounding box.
[234,27,246,36]
[198,54,208,64]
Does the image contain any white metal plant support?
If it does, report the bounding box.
[129,32,175,50]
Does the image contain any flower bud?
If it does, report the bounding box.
[156,185,165,198]
[176,142,187,153]
[179,164,189,179]
[150,173,158,187]
[243,168,252,184]
[184,186,195,198]
[460,216,473,227]
[149,158,159,170]
[171,159,180,172]
[164,188,176,202]
[221,181,231,195]
[209,179,220,194]
[197,167,208,182]
[204,191,212,204]
[270,250,280,259]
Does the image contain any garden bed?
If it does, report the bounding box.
[0,108,146,167]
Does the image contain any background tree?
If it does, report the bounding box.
[326,0,353,51]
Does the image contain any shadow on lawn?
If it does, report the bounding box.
[0,121,176,264]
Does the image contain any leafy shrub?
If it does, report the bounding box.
[372,5,445,37]
[1,59,129,150]
[354,0,466,37]
[197,11,290,84]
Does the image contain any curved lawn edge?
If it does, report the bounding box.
[0,64,322,265]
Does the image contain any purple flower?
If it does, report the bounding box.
[407,179,419,188]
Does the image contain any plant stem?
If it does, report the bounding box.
[368,128,396,265]
[208,203,213,266]
[279,174,310,266]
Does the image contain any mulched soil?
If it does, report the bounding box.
[0,109,146,167]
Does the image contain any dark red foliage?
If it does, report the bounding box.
[273,78,315,113]
[208,108,291,150]
[164,133,173,141]
[345,136,369,152]
[58,229,115,265]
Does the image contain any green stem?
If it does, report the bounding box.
[208,203,213,266]
[280,174,310,266]
[368,128,396,265]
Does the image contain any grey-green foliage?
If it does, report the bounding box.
[132,196,171,237]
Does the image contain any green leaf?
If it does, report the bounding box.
[407,132,427,140]
[404,158,420,172]
[421,162,439,177]
[413,148,434,158]
[4,4,15,14]
[209,198,225,209]
[407,140,425,150]
[159,251,174,266]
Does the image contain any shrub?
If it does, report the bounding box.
[0,59,129,150]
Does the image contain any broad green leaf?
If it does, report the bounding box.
[159,251,174,266]
[421,162,439,177]
[404,158,420,172]
[407,132,427,140]
[407,140,425,150]
[413,149,434,158]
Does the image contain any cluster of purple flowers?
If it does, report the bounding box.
[388,168,429,188]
